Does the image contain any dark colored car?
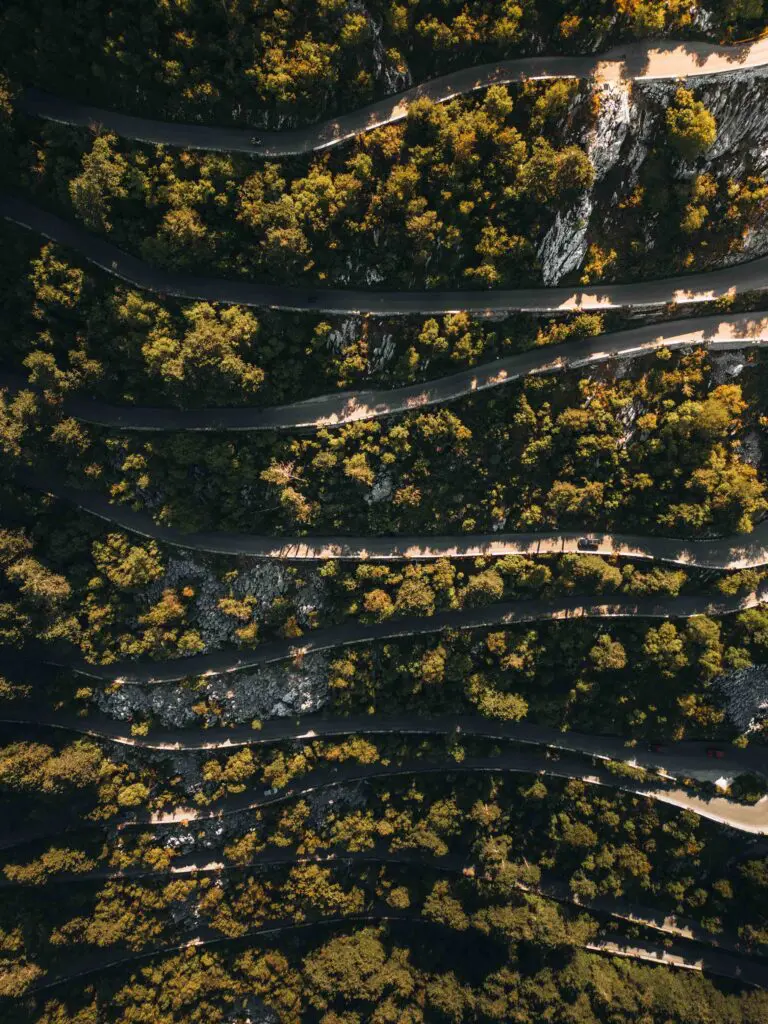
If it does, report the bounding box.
[706,748,725,759]
[577,538,599,551]
[649,743,663,754]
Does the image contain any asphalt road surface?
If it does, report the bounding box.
[2,311,766,431]
[11,578,764,683]
[17,470,768,568]
[117,753,768,836]
[6,706,765,777]
[20,39,768,157]
[5,195,768,314]
[31,908,768,993]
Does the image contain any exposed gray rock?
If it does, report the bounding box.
[718,665,768,732]
[362,0,412,95]
[615,397,643,448]
[691,6,715,31]
[587,81,632,182]
[96,680,199,728]
[327,317,363,354]
[140,554,291,653]
[364,472,394,505]
[537,193,593,285]
[711,351,747,385]
[694,73,768,170]
[720,217,768,266]
[737,429,762,469]
[538,76,636,286]
[95,653,329,728]
[578,72,768,281]
[225,1002,279,1024]
[365,266,386,285]
[634,74,768,182]
[168,751,205,795]
[742,218,768,257]
[307,781,368,831]
[370,332,396,372]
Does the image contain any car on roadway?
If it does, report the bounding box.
[250,136,261,146]
[577,538,599,551]
[706,748,725,759]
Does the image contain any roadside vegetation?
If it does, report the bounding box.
[1,0,763,127]
[5,74,768,292]
[2,2,768,1018]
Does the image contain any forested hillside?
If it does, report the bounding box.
[2,0,762,125]
[3,3,768,1023]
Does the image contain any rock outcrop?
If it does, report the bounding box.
[718,664,768,733]
[537,69,768,286]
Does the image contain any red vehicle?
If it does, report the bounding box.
[706,748,725,759]
[649,743,663,753]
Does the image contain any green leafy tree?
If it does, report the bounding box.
[68,134,130,231]
[142,303,264,400]
[643,621,689,678]
[589,633,627,671]
[666,88,717,160]
[92,534,165,590]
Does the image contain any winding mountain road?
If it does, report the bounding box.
[114,753,768,836]
[584,936,768,990]
[4,747,767,849]
[5,195,768,314]
[12,581,766,684]
[19,39,768,158]
[7,706,766,778]
[7,708,768,838]
[1,845,755,967]
[3,311,766,431]
[11,36,768,1000]
[18,471,768,569]
[31,907,768,994]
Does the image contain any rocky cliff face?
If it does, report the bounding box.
[92,552,332,727]
[537,79,632,284]
[538,68,768,286]
[718,664,768,733]
[537,194,593,285]
[96,655,329,728]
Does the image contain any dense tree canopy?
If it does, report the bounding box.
[2,2,768,1019]
[1,0,761,128]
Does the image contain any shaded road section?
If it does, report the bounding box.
[18,471,768,569]
[19,39,768,158]
[118,753,768,836]
[2,311,767,431]
[4,751,767,850]
[6,706,765,779]
[585,936,768,990]
[31,908,768,994]
[11,579,766,683]
[1,846,757,967]
[5,196,768,314]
